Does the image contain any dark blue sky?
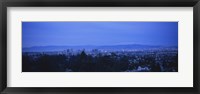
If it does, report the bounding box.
[22,22,178,48]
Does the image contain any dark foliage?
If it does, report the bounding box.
[22,50,178,72]
[23,54,67,72]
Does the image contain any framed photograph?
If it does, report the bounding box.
[0,0,200,94]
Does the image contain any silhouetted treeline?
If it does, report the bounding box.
[22,50,178,72]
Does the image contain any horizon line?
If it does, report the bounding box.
[22,44,178,48]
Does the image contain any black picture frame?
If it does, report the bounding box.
[0,0,200,94]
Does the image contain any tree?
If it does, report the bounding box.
[80,50,87,60]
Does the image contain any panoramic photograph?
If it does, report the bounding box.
[22,22,178,72]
